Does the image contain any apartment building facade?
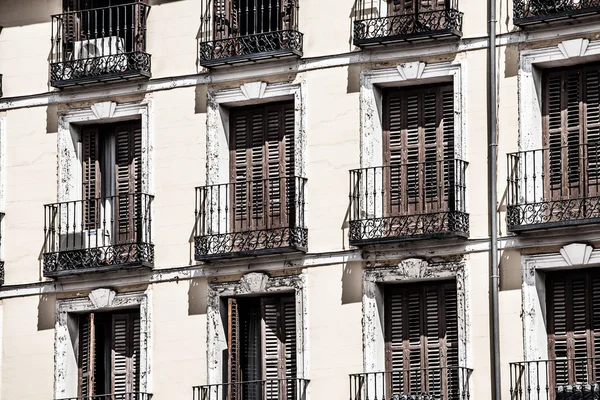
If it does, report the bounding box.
[0,0,598,400]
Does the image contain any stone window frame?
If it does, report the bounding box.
[521,243,600,362]
[362,258,470,375]
[57,99,153,203]
[206,271,309,385]
[53,288,153,399]
[205,80,307,186]
[359,60,467,170]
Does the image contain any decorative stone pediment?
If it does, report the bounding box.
[558,38,589,59]
[90,101,117,120]
[240,81,267,100]
[397,62,426,81]
[88,288,116,309]
[560,243,594,266]
[239,272,269,293]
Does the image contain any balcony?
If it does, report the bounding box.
[510,359,599,400]
[353,0,463,47]
[514,0,600,26]
[349,367,472,400]
[50,1,151,88]
[43,193,154,277]
[194,176,308,261]
[58,393,153,400]
[506,145,600,232]
[193,378,310,400]
[199,0,303,68]
[348,159,469,246]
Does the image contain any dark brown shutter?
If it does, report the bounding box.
[383,84,454,217]
[62,0,79,53]
[82,126,101,230]
[114,122,142,243]
[111,312,140,396]
[385,281,458,398]
[228,298,241,400]
[214,0,239,40]
[229,102,295,231]
[78,313,96,398]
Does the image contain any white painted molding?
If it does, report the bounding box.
[240,81,267,100]
[88,288,116,309]
[558,38,589,59]
[560,243,593,266]
[90,101,117,120]
[397,62,427,80]
[239,272,269,293]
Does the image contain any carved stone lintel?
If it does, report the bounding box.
[88,288,116,309]
[90,101,117,120]
[240,82,267,100]
[397,62,427,81]
[239,272,269,294]
[560,243,594,266]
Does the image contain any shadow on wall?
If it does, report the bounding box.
[47,105,58,134]
[500,249,522,291]
[188,278,208,316]
[504,45,519,79]
[347,64,361,94]
[0,0,60,27]
[342,262,363,304]
[38,293,56,331]
[195,85,207,114]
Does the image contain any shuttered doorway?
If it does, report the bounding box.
[226,294,297,400]
[384,280,459,400]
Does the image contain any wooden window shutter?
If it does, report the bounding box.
[214,0,239,40]
[228,298,242,400]
[111,312,140,396]
[584,66,600,195]
[82,126,101,230]
[114,122,142,243]
[78,313,96,398]
[385,282,458,397]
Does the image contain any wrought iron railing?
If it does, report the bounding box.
[194,176,307,260]
[57,393,153,400]
[50,1,151,87]
[193,378,310,400]
[349,367,472,400]
[514,0,600,25]
[0,212,4,285]
[353,0,463,46]
[510,358,600,400]
[199,0,303,67]
[348,159,469,245]
[507,144,600,231]
[43,193,154,276]
[0,74,3,98]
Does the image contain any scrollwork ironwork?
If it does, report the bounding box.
[199,30,303,67]
[43,243,154,277]
[195,227,308,260]
[0,261,4,286]
[514,0,600,25]
[507,197,600,231]
[353,9,463,46]
[349,212,469,246]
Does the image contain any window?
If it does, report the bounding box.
[383,84,455,216]
[229,102,295,232]
[547,270,600,387]
[389,0,449,15]
[543,64,600,201]
[81,121,142,243]
[78,310,141,397]
[384,281,458,396]
[226,294,297,400]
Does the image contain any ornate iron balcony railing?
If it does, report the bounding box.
[353,0,463,47]
[50,1,151,88]
[514,0,600,26]
[348,159,469,246]
[57,393,153,400]
[43,193,154,277]
[0,74,3,98]
[199,0,302,67]
[510,358,600,400]
[194,176,308,260]
[507,144,600,232]
[193,378,310,400]
[0,212,4,285]
[349,367,472,400]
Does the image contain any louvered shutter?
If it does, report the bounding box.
[78,313,96,398]
[114,123,142,244]
[62,0,79,55]
[112,312,140,397]
[82,126,101,230]
[228,298,242,400]
[385,282,458,399]
[584,67,600,196]
[214,0,239,40]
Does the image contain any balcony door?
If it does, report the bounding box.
[82,121,142,246]
[229,102,295,233]
[382,84,455,218]
[213,0,295,40]
[384,281,458,400]
[547,270,600,392]
[226,295,297,400]
[78,310,140,398]
[389,0,449,15]
[543,65,600,203]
